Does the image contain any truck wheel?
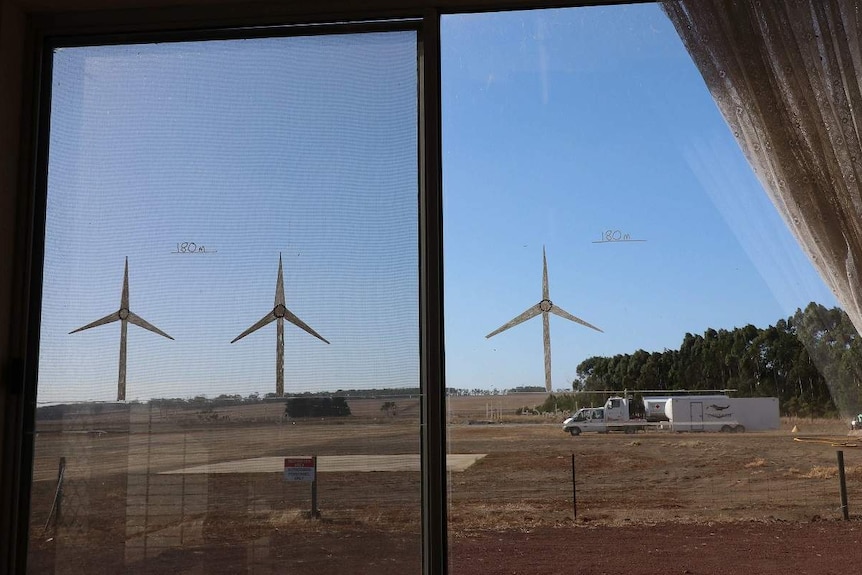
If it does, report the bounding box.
[569,427,581,436]
[720,425,732,433]
[734,425,745,433]
[624,426,635,434]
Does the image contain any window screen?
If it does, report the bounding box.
[30,30,421,573]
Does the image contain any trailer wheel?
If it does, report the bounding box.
[569,427,581,436]
[734,425,745,433]
[624,426,635,434]
[720,425,732,433]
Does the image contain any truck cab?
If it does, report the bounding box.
[604,397,630,421]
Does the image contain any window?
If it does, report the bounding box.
[27,27,423,573]
[4,2,862,574]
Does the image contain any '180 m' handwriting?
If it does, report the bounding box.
[592,230,646,244]
[172,242,216,254]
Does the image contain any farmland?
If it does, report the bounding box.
[25,394,862,574]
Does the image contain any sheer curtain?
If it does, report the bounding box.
[662,0,862,333]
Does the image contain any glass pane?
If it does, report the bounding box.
[30,31,420,573]
[443,5,858,573]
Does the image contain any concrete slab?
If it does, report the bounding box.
[161,453,486,475]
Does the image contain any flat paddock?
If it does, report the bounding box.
[25,399,862,573]
[161,453,486,474]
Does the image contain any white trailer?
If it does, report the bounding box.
[726,397,780,431]
[643,395,727,423]
[665,396,779,432]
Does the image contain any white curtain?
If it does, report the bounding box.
[662,0,862,333]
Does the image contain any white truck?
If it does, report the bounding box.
[562,396,655,436]
[563,394,781,436]
[665,395,779,432]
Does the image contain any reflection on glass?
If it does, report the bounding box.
[30,31,420,573]
[443,5,859,573]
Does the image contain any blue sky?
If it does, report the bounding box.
[440,5,837,392]
[37,4,837,403]
[40,33,419,402]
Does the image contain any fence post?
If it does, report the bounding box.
[311,456,320,519]
[571,453,577,520]
[837,450,849,520]
[44,457,66,532]
[56,457,65,524]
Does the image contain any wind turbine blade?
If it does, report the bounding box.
[283,309,330,344]
[542,246,549,300]
[126,312,174,340]
[549,305,603,333]
[275,253,285,307]
[231,312,277,343]
[121,256,129,310]
[486,304,542,338]
[69,311,120,334]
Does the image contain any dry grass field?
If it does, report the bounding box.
[25,394,862,573]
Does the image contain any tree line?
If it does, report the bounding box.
[573,302,862,418]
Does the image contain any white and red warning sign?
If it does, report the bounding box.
[283,457,316,482]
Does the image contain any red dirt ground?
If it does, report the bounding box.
[29,520,862,574]
[450,521,862,575]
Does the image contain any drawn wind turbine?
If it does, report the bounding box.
[231,253,329,397]
[486,246,602,392]
[70,257,174,401]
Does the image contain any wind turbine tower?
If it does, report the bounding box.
[70,257,174,401]
[231,253,329,397]
[486,246,602,392]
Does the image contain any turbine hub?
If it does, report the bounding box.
[274,303,287,318]
[119,308,130,320]
[539,299,553,312]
